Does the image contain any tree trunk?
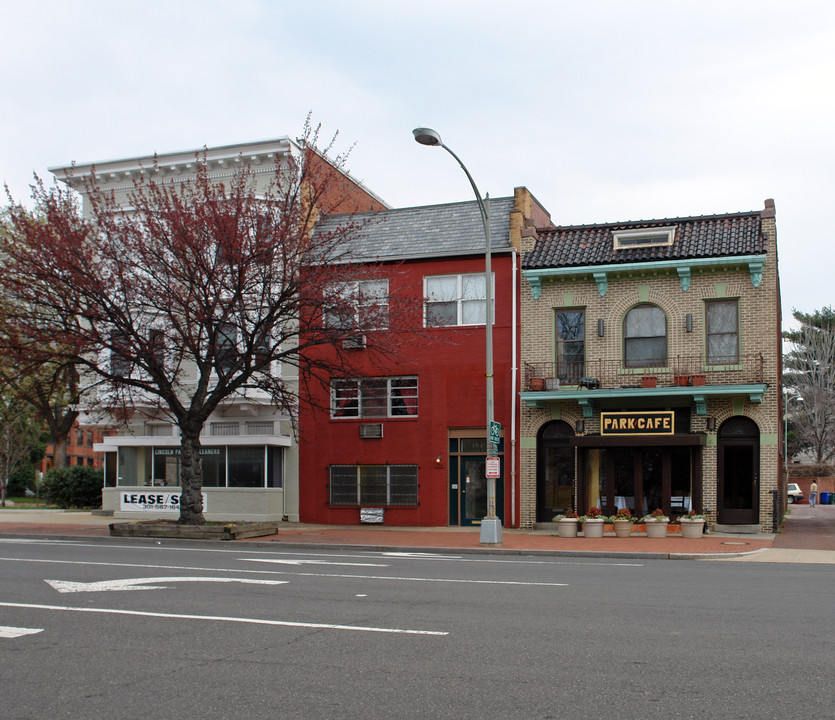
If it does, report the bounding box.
[52,435,68,469]
[178,428,205,525]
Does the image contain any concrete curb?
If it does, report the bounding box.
[0,532,763,560]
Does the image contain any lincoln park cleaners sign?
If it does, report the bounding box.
[600,411,675,436]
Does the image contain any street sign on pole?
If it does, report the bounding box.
[489,421,501,445]
[486,456,501,478]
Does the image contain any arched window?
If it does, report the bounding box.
[623,304,667,368]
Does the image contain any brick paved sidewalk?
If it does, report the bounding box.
[0,509,773,557]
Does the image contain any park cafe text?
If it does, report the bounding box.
[600,411,675,436]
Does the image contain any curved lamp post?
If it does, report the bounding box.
[412,127,502,545]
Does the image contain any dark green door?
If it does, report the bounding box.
[449,437,504,526]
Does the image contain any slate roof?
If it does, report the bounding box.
[523,210,766,270]
[317,196,515,262]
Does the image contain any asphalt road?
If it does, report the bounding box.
[1,538,832,719]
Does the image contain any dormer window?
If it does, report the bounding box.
[612,226,675,250]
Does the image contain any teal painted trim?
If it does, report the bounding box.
[677,266,691,291]
[529,276,542,300]
[705,434,717,447]
[593,272,608,297]
[520,437,537,449]
[523,254,767,287]
[520,383,768,408]
[760,433,779,446]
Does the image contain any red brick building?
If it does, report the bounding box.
[38,422,106,472]
[299,188,550,527]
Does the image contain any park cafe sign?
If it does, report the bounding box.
[600,411,674,436]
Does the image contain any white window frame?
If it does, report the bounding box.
[612,226,676,250]
[325,279,389,330]
[424,272,495,327]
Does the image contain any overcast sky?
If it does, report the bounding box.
[2,0,833,330]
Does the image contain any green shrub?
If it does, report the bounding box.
[39,466,103,509]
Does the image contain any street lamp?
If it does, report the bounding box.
[413,127,502,545]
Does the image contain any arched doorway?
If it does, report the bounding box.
[717,416,759,525]
[536,421,575,522]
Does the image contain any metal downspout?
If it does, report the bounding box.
[511,248,518,527]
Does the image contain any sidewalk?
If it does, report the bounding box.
[1,505,833,561]
[0,507,776,559]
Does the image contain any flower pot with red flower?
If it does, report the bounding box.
[678,510,706,538]
[553,511,579,538]
[611,507,636,537]
[580,507,605,538]
[642,508,670,538]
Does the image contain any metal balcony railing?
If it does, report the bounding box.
[524,354,764,391]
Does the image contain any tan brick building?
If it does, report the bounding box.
[518,200,782,531]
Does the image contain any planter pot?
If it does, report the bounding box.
[645,520,669,538]
[641,376,657,388]
[690,374,706,386]
[556,518,579,538]
[613,519,634,538]
[680,519,705,538]
[545,378,560,390]
[529,377,545,391]
[674,374,689,386]
[582,518,605,538]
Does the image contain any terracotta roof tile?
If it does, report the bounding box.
[523,210,766,269]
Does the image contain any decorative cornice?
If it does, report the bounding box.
[521,383,768,413]
[523,254,767,299]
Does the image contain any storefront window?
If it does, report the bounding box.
[104,452,117,487]
[201,448,226,487]
[228,446,265,487]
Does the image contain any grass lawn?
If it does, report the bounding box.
[3,497,56,508]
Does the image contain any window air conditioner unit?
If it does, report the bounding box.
[360,423,384,439]
[342,334,367,349]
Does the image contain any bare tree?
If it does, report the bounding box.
[783,307,835,464]
[1,123,412,524]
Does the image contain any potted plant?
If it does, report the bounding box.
[678,509,706,538]
[642,508,669,538]
[690,374,706,386]
[580,506,605,538]
[611,507,636,537]
[529,377,545,391]
[641,376,657,388]
[553,511,579,538]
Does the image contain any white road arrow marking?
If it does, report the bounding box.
[382,552,461,559]
[0,602,447,636]
[0,625,43,638]
[45,577,288,593]
[240,558,387,567]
